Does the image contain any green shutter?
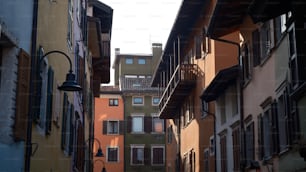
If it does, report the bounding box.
[45,67,54,135]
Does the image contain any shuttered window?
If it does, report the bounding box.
[61,94,74,155]
[220,135,227,172]
[152,146,165,165]
[45,67,54,135]
[245,122,255,166]
[194,35,202,59]
[107,147,119,162]
[75,120,85,171]
[232,127,240,171]
[131,145,144,165]
[14,49,31,140]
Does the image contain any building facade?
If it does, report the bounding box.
[151,1,239,171]
[94,86,124,172]
[112,44,166,172]
[0,0,34,171]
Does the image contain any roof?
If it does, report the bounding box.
[90,0,113,35]
[200,65,239,102]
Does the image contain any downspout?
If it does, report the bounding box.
[206,36,243,172]
[25,0,38,171]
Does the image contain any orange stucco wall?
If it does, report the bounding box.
[94,95,124,172]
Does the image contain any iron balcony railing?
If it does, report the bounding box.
[159,64,198,118]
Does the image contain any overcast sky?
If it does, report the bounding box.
[99,0,182,84]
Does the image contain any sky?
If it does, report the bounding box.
[99,0,182,85]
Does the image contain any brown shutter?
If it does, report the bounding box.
[103,120,107,134]
[75,121,85,171]
[258,115,263,160]
[252,29,260,67]
[144,116,152,133]
[144,147,150,165]
[45,67,54,135]
[127,116,132,133]
[119,120,124,135]
[195,36,201,59]
[14,49,31,141]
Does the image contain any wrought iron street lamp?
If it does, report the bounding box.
[86,137,104,157]
[94,159,107,172]
[41,50,82,91]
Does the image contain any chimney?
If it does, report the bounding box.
[115,48,120,55]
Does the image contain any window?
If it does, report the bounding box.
[107,147,119,162]
[67,0,73,47]
[277,91,289,152]
[152,115,164,133]
[183,149,195,172]
[245,122,255,166]
[209,136,215,156]
[252,20,273,66]
[138,58,146,64]
[74,120,85,171]
[220,135,227,172]
[218,95,226,125]
[109,98,119,106]
[201,100,209,118]
[204,149,209,172]
[232,127,240,171]
[152,96,160,106]
[152,146,165,165]
[61,94,74,155]
[107,120,119,134]
[38,57,54,135]
[182,97,195,126]
[194,35,202,59]
[167,125,173,144]
[126,58,133,64]
[132,115,144,133]
[131,145,144,165]
[132,96,144,106]
[258,99,278,160]
[288,25,298,89]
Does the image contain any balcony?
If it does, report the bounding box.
[159,64,198,119]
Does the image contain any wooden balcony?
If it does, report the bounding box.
[159,64,198,119]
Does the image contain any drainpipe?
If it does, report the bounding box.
[25,0,38,171]
[209,37,244,172]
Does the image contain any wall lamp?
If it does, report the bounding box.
[94,159,106,172]
[86,138,104,157]
[40,50,82,91]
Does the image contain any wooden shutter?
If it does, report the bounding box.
[271,101,279,153]
[119,120,124,135]
[220,135,227,172]
[127,116,132,133]
[45,67,54,135]
[103,120,107,134]
[257,115,263,160]
[34,47,44,122]
[14,49,31,141]
[68,104,74,155]
[252,29,260,67]
[232,128,240,171]
[144,147,150,165]
[75,121,85,171]
[144,116,152,133]
[195,35,202,59]
[61,93,68,150]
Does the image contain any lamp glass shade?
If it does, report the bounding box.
[58,71,82,91]
[95,147,104,157]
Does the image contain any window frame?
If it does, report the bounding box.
[138,58,146,64]
[152,96,160,106]
[107,146,119,162]
[151,145,165,166]
[151,115,164,134]
[131,145,145,165]
[107,120,119,135]
[131,114,144,133]
[109,98,119,106]
[132,96,144,106]
[125,58,133,64]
